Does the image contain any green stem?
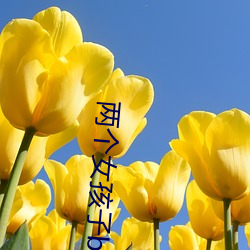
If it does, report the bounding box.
[153,218,160,250]
[206,239,212,250]
[0,127,36,246]
[232,221,239,250]
[223,198,232,250]
[81,153,103,250]
[68,221,78,250]
[0,180,8,207]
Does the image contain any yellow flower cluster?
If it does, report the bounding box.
[0,5,250,250]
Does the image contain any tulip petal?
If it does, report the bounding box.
[7,189,23,233]
[170,139,223,199]
[110,217,155,249]
[0,18,55,130]
[129,161,159,183]
[109,231,120,248]
[51,209,78,248]
[125,217,155,249]
[34,42,114,134]
[30,209,71,250]
[170,111,224,200]
[169,225,199,250]
[150,150,190,221]
[48,209,66,231]
[21,179,51,206]
[0,110,25,180]
[65,42,114,97]
[186,180,224,240]
[44,160,67,219]
[102,242,115,250]
[109,76,154,157]
[0,107,48,184]
[30,215,55,250]
[108,68,124,81]
[33,6,83,57]
[205,109,250,199]
[45,120,79,158]
[61,155,93,223]
[178,111,216,147]
[118,117,147,158]
[113,164,152,221]
[31,57,84,134]
[78,73,154,157]
[7,180,51,233]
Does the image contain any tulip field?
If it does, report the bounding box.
[0,2,250,250]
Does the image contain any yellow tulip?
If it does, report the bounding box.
[33,6,82,58]
[6,179,51,234]
[186,180,224,241]
[77,68,154,158]
[29,209,72,250]
[169,225,201,250]
[171,109,250,200]
[113,150,190,222]
[169,223,224,250]
[0,106,78,184]
[211,191,250,225]
[0,7,114,135]
[110,217,157,250]
[44,155,120,232]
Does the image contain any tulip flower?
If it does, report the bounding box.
[29,209,73,250]
[78,67,154,249]
[113,150,190,222]
[77,68,154,158]
[169,224,202,250]
[44,154,120,224]
[169,223,224,250]
[0,7,114,244]
[0,107,79,184]
[186,180,224,241]
[113,150,190,250]
[45,154,120,250]
[110,217,158,250]
[7,179,51,234]
[170,109,250,201]
[0,6,114,136]
[171,108,250,250]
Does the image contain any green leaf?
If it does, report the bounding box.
[0,222,30,250]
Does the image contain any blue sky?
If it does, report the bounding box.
[2,0,250,249]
